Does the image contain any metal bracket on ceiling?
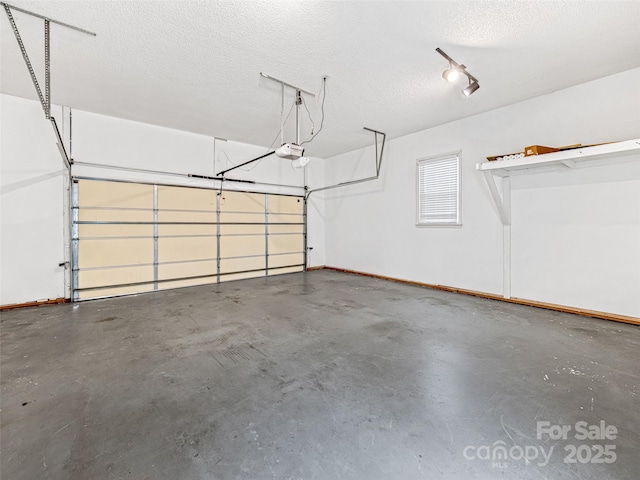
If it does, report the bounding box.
[259,72,315,97]
[1,2,96,168]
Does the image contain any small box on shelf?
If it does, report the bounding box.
[524,145,560,156]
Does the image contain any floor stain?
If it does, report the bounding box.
[95,316,118,323]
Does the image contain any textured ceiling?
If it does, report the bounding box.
[2,1,640,158]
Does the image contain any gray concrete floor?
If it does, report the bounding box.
[1,270,639,480]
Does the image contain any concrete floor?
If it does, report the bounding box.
[1,270,639,480]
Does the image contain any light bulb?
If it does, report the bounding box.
[442,68,459,83]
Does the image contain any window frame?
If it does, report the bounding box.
[416,151,462,227]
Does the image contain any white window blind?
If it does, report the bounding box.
[417,153,460,226]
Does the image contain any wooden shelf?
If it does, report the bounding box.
[476,138,640,177]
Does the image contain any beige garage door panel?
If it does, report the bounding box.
[158,277,217,291]
[79,180,153,209]
[158,211,217,223]
[158,260,217,281]
[220,235,265,257]
[220,212,265,224]
[220,190,265,212]
[220,256,265,274]
[79,265,154,289]
[158,224,216,236]
[268,195,303,214]
[269,235,303,255]
[269,266,304,276]
[219,224,264,235]
[158,237,216,263]
[158,186,216,211]
[78,238,154,267]
[79,208,153,223]
[221,271,266,283]
[268,224,303,235]
[79,224,153,238]
[269,253,304,269]
[78,284,153,300]
[268,214,303,224]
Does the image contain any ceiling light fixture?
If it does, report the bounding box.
[463,79,480,97]
[436,48,480,97]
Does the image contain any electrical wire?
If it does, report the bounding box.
[300,77,327,146]
[301,96,315,138]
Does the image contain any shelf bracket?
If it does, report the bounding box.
[482,171,511,225]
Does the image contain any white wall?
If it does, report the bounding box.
[323,68,640,317]
[510,162,639,316]
[0,95,67,304]
[0,93,325,306]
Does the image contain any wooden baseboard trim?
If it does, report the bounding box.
[316,266,640,326]
[306,266,326,271]
[0,298,70,311]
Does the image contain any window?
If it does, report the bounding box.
[417,152,461,226]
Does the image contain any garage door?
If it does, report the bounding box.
[72,178,305,300]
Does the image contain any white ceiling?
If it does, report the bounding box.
[2,1,639,158]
